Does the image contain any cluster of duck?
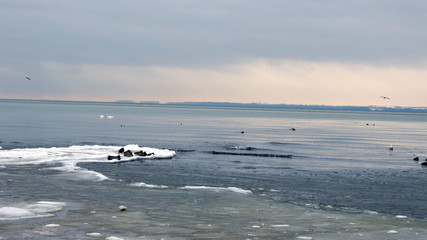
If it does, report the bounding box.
[413,157,427,166]
[107,147,153,160]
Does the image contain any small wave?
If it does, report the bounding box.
[268,142,301,146]
[176,149,195,152]
[130,182,168,189]
[211,151,292,158]
[180,186,252,195]
[226,146,257,151]
[0,201,67,221]
[240,166,257,169]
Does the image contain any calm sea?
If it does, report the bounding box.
[0,99,426,239]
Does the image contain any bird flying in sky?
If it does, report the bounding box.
[26,77,31,80]
[380,96,390,100]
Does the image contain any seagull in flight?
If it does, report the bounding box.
[380,96,390,100]
[26,77,31,80]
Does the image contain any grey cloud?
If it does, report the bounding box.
[1,0,427,68]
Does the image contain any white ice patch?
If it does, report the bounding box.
[271,224,290,228]
[180,186,252,195]
[130,182,168,188]
[45,224,60,228]
[86,232,103,237]
[0,144,175,181]
[106,236,124,240]
[0,201,67,220]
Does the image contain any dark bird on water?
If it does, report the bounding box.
[413,156,419,161]
[26,77,31,80]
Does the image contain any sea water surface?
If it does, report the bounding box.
[0,99,426,239]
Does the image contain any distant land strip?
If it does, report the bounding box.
[1,98,427,113]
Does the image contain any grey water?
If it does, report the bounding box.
[1,99,427,239]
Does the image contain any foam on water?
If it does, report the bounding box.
[180,186,252,195]
[0,144,175,181]
[0,201,67,220]
[130,182,169,188]
[129,182,254,195]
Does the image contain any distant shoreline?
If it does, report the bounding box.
[1,98,427,113]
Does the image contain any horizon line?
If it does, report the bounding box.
[1,98,427,112]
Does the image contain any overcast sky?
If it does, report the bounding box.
[1,0,427,106]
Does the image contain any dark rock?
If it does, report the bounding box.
[107,155,121,160]
[118,148,124,154]
[123,150,133,157]
[134,150,153,157]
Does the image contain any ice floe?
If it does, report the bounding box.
[0,144,175,181]
[45,224,60,228]
[106,236,124,240]
[0,201,67,220]
[271,224,290,228]
[86,232,103,237]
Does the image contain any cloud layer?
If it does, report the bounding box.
[1,0,427,106]
[2,60,426,106]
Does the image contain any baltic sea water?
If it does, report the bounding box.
[0,99,426,239]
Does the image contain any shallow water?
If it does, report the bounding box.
[0,100,427,239]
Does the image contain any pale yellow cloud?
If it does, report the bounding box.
[36,60,427,107]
